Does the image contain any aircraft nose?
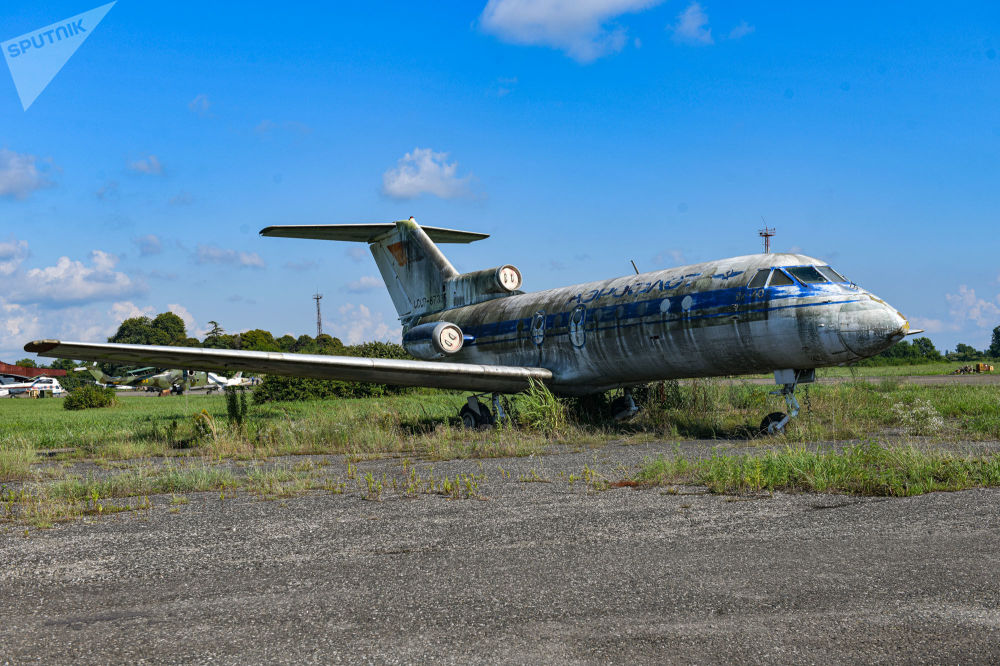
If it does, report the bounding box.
[838,298,908,358]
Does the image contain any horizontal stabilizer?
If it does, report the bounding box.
[25,340,551,393]
[260,223,488,244]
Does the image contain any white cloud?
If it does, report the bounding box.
[134,234,163,256]
[0,148,53,199]
[0,238,29,276]
[346,246,368,263]
[480,0,663,62]
[96,180,119,200]
[195,244,266,269]
[346,276,383,293]
[652,249,686,266]
[11,250,144,306]
[382,148,473,200]
[128,155,163,176]
[283,259,318,271]
[329,303,401,345]
[188,94,211,115]
[0,299,162,362]
[110,301,155,322]
[728,20,754,40]
[946,285,1000,329]
[672,2,713,45]
[909,317,957,335]
[167,303,204,337]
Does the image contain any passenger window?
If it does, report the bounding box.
[787,266,828,284]
[747,269,770,289]
[768,270,795,287]
[818,266,847,282]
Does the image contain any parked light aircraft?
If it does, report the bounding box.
[26,218,914,432]
[0,376,65,397]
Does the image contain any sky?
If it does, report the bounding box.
[1,0,999,363]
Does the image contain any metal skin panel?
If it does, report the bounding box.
[417,253,908,395]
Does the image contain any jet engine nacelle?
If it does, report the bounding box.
[444,265,522,309]
[403,321,465,360]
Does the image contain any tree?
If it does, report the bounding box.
[108,316,156,345]
[990,326,1000,359]
[14,358,37,368]
[276,335,296,352]
[151,312,187,346]
[239,329,280,352]
[950,343,983,362]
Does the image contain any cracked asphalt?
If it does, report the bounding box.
[3,440,1000,664]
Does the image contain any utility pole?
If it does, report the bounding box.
[758,226,776,253]
[312,293,323,337]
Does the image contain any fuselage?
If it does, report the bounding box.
[417,253,908,395]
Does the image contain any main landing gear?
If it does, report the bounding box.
[459,393,507,429]
[761,369,814,435]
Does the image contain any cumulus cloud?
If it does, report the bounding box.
[728,20,754,39]
[11,250,144,306]
[134,234,163,257]
[129,155,163,175]
[346,276,383,293]
[109,301,156,322]
[672,2,713,45]
[0,238,29,276]
[329,303,401,345]
[167,303,204,337]
[195,244,266,269]
[0,148,53,199]
[480,0,663,62]
[382,148,473,200]
[946,285,1000,329]
[188,94,211,115]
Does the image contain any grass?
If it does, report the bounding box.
[1,378,999,528]
[637,442,1000,496]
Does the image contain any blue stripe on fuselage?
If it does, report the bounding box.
[459,283,859,348]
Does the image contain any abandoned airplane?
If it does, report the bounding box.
[25,217,912,432]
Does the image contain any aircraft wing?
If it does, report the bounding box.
[24,340,552,393]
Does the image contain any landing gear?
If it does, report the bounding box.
[459,394,506,429]
[611,388,638,421]
[761,369,813,435]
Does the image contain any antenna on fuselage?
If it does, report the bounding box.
[758,220,776,253]
[630,260,639,275]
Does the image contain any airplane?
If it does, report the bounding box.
[138,369,249,394]
[26,217,914,433]
[81,363,161,388]
[0,376,66,397]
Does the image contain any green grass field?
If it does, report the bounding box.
[2,379,1000,527]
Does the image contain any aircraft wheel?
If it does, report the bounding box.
[760,412,787,435]
[459,403,494,430]
[611,396,636,421]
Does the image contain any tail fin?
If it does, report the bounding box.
[85,363,109,384]
[261,218,488,325]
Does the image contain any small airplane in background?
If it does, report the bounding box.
[28,217,915,433]
[81,364,250,394]
[0,376,65,397]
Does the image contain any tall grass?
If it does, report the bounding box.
[638,442,1000,496]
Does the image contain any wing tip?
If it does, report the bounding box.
[25,339,60,353]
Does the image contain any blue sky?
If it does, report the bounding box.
[2,0,999,362]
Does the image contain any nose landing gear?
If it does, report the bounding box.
[761,369,814,435]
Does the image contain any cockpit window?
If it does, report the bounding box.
[787,266,828,284]
[817,265,847,283]
[768,269,794,287]
[747,269,770,289]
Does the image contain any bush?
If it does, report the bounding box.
[253,341,413,403]
[63,385,117,410]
